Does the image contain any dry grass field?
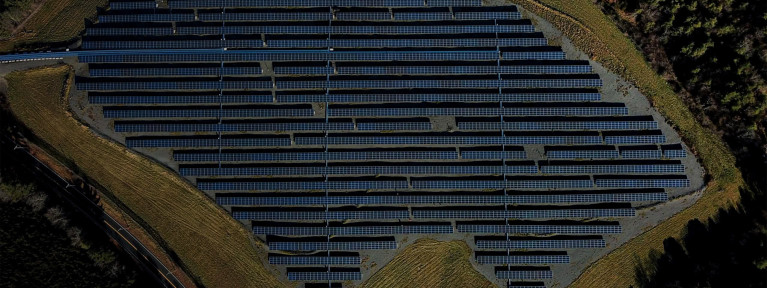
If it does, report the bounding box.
[504,0,744,286]
[4,65,286,288]
[360,238,495,288]
[0,0,105,52]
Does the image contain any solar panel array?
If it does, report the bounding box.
[79,1,693,287]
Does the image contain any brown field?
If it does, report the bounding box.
[4,65,287,288]
[0,0,106,52]
[505,0,744,287]
[360,238,495,288]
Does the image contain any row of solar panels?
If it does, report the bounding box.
[82,35,550,49]
[104,108,637,121]
[249,220,623,235]
[114,119,657,132]
[263,236,605,250]
[87,89,602,104]
[87,60,593,76]
[230,207,636,220]
[216,190,668,206]
[123,132,670,148]
[172,145,686,161]
[87,20,535,36]
[76,77,600,91]
[260,269,551,281]
[100,6,521,22]
[196,175,690,191]
[178,163,685,176]
[107,0,503,9]
[109,0,491,9]
[77,49,569,62]
[269,252,570,266]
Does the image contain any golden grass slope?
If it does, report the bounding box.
[4,65,286,288]
[360,238,495,288]
[504,0,744,286]
[0,0,105,52]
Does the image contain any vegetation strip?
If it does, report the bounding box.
[0,0,106,52]
[506,0,744,286]
[4,65,286,288]
[360,238,495,288]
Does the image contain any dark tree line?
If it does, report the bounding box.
[0,143,157,288]
[633,188,767,287]
[598,0,767,286]
[603,0,766,185]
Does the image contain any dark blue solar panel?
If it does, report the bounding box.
[89,94,272,104]
[269,255,361,265]
[495,270,553,280]
[269,241,396,251]
[198,180,408,191]
[277,92,601,103]
[457,224,621,234]
[412,208,635,219]
[476,255,570,265]
[218,192,667,206]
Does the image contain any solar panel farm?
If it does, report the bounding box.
[2,0,716,287]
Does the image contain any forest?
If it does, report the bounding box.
[599,0,767,286]
[603,0,766,177]
[0,143,156,288]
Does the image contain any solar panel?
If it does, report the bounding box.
[287,271,362,281]
[329,106,621,117]
[78,50,501,63]
[170,0,427,8]
[296,134,603,145]
[277,91,601,103]
[218,191,667,206]
[232,209,409,220]
[110,1,156,10]
[126,136,290,148]
[103,106,312,118]
[337,64,590,75]
[98,13,195,23]
[476,238,606,249]
[476,254,570,265]
[75,2,693,286]
[268,241,396,251]
[507,282,547,288]
[197,179,409,191]
[115,121,351,132]
[175,24,535,35]
[547,150,619,159]
[253,224,453,235]
[269,254,361,265]
[495,269,553,280]
[89,66,261,77]
[456,223,621,234]
[77,79,271,91]
[88,92,272,104]
[180,164,538,176]
[412,208,635,219]
[200,12,331,21]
